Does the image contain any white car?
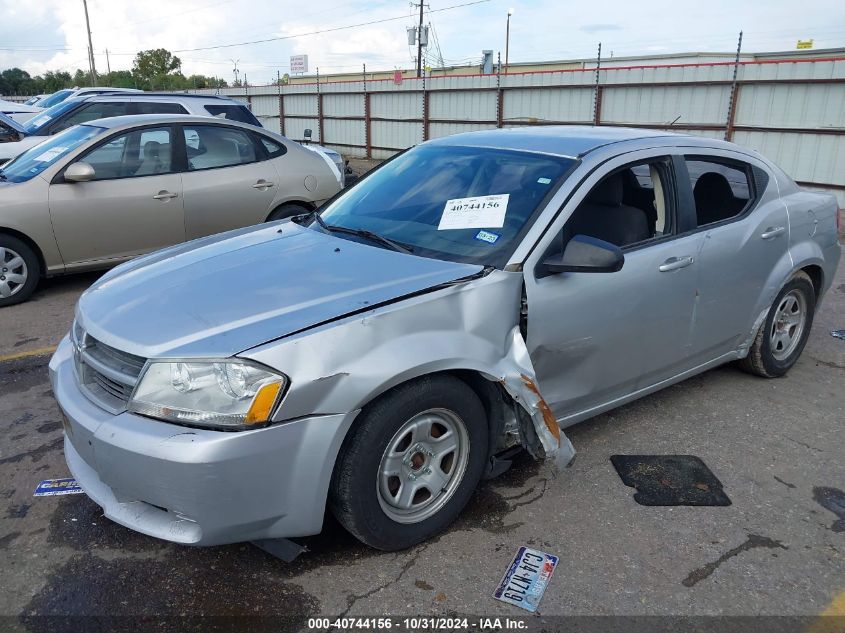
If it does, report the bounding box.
[32,87,142,110]
[0,98,42,123]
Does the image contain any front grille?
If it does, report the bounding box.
[73,325,146,413]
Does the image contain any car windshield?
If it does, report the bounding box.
[0,124,104,183]
[35,89,75,109]
[23,99,81,135]
[318,144,576,267]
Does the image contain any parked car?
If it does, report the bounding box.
[24,94,47,106]
[33,86,142,110]
[0,98,42,123]
[0,93,261,165]
[0,114,342,305]
[0,93,346,180]
[49,126,840,552]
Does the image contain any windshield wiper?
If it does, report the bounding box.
[300,210,413,254]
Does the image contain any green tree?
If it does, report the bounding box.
[132,48,181,89]
[0,68,32,94]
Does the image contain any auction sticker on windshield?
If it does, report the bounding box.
[438,194,509,230]
[493,546,558,612]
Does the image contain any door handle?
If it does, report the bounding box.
[252,180,275,189]
[659,256,694,272]
[153,190,178,200]
[761,226,786,240]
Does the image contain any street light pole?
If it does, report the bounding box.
[82,0,97,86]
[505,8,514,74]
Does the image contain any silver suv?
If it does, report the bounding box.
[0,93,262,164]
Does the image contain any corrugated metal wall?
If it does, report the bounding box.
[187,56,845,203]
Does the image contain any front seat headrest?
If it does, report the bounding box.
[586,173,624,206]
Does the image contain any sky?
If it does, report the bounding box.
[1,0,844,84]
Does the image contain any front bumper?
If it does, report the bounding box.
[49,335,357,546]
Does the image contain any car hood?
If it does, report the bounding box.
[77,222,483,359]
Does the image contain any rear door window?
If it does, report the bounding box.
[183,125,257,170]
[684,158,754,227]
[135,102,188,115]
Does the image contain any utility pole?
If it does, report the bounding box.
[82,0,97,86]
[416,1,424,78]
[105,49,111,74]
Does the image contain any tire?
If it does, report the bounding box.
[266,203,311,222]
[0,234,40,308]
[329,375,489,551]
[738,271,815,378]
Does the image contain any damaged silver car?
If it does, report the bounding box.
[50,126,840,551]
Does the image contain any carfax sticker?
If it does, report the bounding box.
[474,230,500,244]
[438,194,509,230]
[493,546,558,612]
[34,478,83,497]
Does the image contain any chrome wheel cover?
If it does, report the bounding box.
[376,408,470,524]
[769,289,807,361]
[0,247,28,299]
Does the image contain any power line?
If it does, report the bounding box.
[171,0,490,52]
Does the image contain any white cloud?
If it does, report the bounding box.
[0,0,843,84]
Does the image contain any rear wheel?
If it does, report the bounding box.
[739,271,815,378]
[329,375,488,550]
[0,235,40,307]
[266,203,311,222]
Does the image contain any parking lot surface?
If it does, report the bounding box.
[0,246,843,630]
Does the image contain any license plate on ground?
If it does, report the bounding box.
[493,546,558,612]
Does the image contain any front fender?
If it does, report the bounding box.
[242,271,575,469]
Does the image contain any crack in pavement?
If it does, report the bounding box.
[336,542,432,621]
[682,534,787,587]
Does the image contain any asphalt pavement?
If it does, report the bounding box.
[0,248,842,631]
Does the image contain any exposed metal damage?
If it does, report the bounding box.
[493,327,576,471]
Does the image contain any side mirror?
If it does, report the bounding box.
[542,234,624,274]
[64,162,95,183]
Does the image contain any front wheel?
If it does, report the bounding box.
[329,375,488,550]
[0,234,40,307]
[266,203,310,222]
[739,271,816,378]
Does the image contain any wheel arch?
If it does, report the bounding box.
[0,226,47,277]
[264,200,316,222]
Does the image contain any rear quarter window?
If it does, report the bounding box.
[204,104,261,126]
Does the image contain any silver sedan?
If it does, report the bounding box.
[50,126,840,552]
[0,114,342,306]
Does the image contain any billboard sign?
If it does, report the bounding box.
[290,55,309,74]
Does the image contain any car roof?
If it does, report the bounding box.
[82,113,263,130]
[72,93,239,103]
[426,125,711,158]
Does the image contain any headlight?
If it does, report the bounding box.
[128,360,288,430]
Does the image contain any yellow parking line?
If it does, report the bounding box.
[807,590,845,633]
[0,346,58,363]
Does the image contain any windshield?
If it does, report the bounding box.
[318,144,576,267]
[0,124,103,183]
[35,89,75,109]
[23,99,81,135]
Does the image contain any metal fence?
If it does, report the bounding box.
[185,55,845,205]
